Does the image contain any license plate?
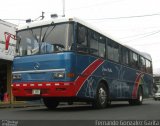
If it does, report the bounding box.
[32,89,41,95]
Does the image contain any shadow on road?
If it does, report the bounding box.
[18,101,150,112]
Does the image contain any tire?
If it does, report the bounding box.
[92,83,108,109]
[129,87,143,105]
[43,98,59,110]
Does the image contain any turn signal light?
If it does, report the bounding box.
[67,73,75,78]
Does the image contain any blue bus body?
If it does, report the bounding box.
[12,52,153,100]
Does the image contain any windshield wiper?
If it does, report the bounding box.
[27,26,39,42]
[41,22,55,42]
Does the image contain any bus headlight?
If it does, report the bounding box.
[54,72,65,79]
[12,74,22,80]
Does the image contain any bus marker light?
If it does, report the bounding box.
[55,83,60,86]
[23,84,27,86]
[38,84,42,86]
[69,18,73,21]
[16,84,20,86]
[46,84,51,86]
[30,84,34,86]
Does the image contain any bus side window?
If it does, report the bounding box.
[122,47,129,65]
[107,39,119,62]
[129,51,138,69]
[146,59,152,74]
[133,52,138,69]
[139,56,146,72]
[98,36,106,58]
[77,24,88,53]
[89,30,99,56]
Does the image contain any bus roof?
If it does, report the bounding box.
[17,17,152,61]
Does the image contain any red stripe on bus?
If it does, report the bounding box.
[132,73,143,99]
[74,58,104,95]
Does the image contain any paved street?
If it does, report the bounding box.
[0,99,160,120]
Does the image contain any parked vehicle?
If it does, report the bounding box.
[154,87,160,100]
[154,76,160,100]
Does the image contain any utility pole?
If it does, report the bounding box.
[62,0,65,17]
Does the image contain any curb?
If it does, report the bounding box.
[0,102,44,109]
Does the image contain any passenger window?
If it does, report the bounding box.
[129,52,139,69]
[98,36,106,58]
[77,24,88,53]
[146,60,152,74]
[140,56,146,72]
[122,47,129,65]
[107,39,119,62]
[89,30,99,56]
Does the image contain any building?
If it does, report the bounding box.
[0,19,17,102]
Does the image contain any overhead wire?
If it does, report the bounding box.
[105,26,160,32]
[119,30,160,39]
[123,30,160,43]
[86,13,160,21]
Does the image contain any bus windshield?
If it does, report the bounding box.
[17,22,73,56]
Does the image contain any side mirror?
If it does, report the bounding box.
[16,36,21,53]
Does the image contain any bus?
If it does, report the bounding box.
[12,17,153,109]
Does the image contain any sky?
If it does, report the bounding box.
[0,0,160,74]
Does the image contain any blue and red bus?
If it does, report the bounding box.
[12,17,153,109]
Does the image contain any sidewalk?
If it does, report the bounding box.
[0,101,44,109]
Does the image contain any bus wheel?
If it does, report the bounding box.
[43,98,59,110]
[129,87,143,105]
[92,83,108,109]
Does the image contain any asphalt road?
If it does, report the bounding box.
[0,99,160,120]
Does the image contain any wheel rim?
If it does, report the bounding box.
[98,87,107,105]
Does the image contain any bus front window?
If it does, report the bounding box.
[17,23,73,56]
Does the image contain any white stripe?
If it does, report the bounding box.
[12,68,65,74]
